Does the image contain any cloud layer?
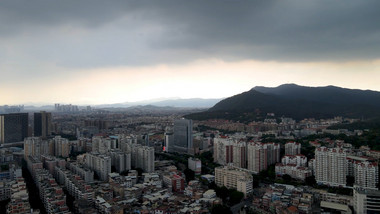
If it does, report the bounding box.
[1,1,380,105]
[1,0,380,69]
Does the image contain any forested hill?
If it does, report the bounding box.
[186,84,380,121]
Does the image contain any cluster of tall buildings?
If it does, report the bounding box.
[275,142,312,180]
[24,136,70,159]
[315,146,379,189]
[0,111,53,145]
[54,104,79,112]
[83,136,155,181]
[213,136,280,174]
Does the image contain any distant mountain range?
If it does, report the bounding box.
[95,98,222,108]
[186,84,380,121]
[16,98,222,111]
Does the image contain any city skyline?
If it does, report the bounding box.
[1,1,380,105]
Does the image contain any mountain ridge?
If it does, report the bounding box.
[186,84,380,121]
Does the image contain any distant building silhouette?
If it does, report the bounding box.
[0,113,28,144]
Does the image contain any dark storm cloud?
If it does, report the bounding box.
[1,0,380,69]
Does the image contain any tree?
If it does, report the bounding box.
[211,204,232,214]
[305,176,316,187]
[346,176,355,187]
[120,170,129,176]
[184,168,195,182]
[216,186,229,202]
[208,181,217,190]
[282,174,292,183]
[229,190,244,205]
[135,168,143,176]
[252,179,259,189]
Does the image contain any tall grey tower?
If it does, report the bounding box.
[173,118,193,154]
[34,111,52,139]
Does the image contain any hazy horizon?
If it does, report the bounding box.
[1,1,380,105]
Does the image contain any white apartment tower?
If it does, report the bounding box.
[315,147,347,186]
[285,142,301,155]
[141,146,155,173]
[213,137,234,166]
[85,153,111,181]
[247,142,267,173]
[354,161,378,190]
[266,142,280,165]
[233,141,247,168]
[54,136,70,158]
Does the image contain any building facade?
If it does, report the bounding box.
[172,119,193,154]
[0,113,28,144]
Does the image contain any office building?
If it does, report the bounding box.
[172,119,193,154]
[34,111,52,138]
[164,132,173,152]
[0,113,28,144]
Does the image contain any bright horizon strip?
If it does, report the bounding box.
[1,58,380,105]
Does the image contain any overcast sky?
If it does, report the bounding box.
[1,0,380,105]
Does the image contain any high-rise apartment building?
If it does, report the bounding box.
[285,142,301,155]
[213,136,234,166]
[266,142,280,165]
[85,153,112,181]
[0,113,28,144]
[54,136,70,158]
[282,154,308,167]
[315,147,347,186]
[92,137,117,154]
[24,137,43,158]
[140,146,155,173]
[233,141,247,168]
[354,161,378,190]
[173,119,193,154]
[247,142,268,173]
[34,111,52,138]
[110,150,131,173]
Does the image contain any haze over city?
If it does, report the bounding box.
[1,0,380,105]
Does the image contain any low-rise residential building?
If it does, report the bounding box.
[215,165,253,197]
